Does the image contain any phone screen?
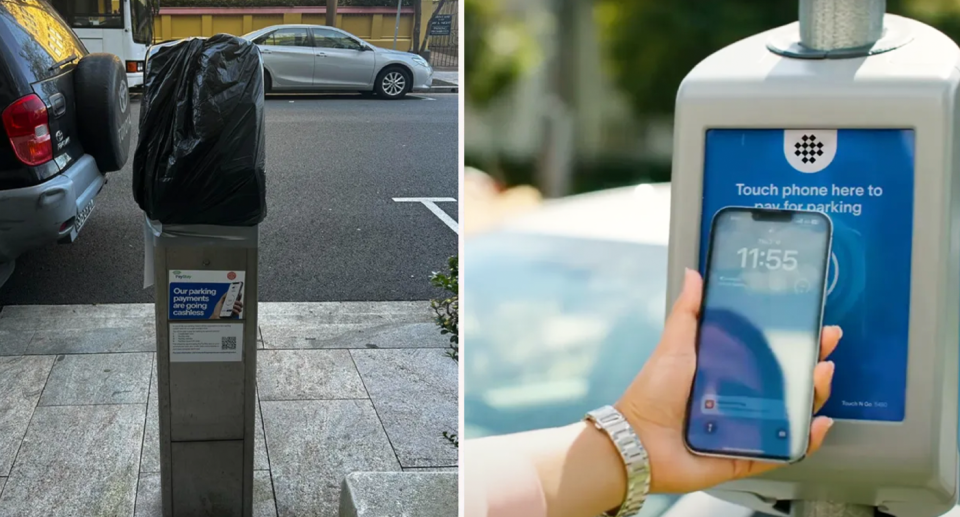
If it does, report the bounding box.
[685,207,832,462]
[220,282,243,318]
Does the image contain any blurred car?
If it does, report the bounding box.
[0,0,130,286]
[463,182,768,517]
[240,24,433,99]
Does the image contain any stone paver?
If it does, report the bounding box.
[339,472,458,517]
[28,326,156,355]
[261,399,400,517]
[134,472,160,517]
[258,302,429,321]
[261,322,447,349]
[255,396,269,471]
[351,349,458,467]
[133,470,278,516]
[257,350,367,401]
[0,302,458,516]
[402,466,459,472]
[0,404,144,517]
[254,471,279,517]
[0,304,153,322]
[40,352,153,406]
[0,331,34,356]
[141,366,160,474]
[0,356,55,476]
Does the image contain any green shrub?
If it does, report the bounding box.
[430,255,458,361]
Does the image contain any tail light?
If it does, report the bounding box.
[126,61,144,73]
[2,94,52,166]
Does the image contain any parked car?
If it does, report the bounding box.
[0,0,131,285]
[464,182,774,516]
[240,24,434,99]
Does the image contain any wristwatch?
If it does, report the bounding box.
[584,405,651,517]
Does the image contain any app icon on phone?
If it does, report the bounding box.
[704,399,715,409]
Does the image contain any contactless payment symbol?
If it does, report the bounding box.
[784,129,837,173]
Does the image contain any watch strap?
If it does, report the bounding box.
[585,405,650,517]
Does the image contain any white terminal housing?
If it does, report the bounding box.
[667,14,960,517]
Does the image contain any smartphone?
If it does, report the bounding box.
[684,207,833,463]
[220,281,243,319]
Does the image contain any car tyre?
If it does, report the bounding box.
[375,67,410,99]
[264,70,272,95]
[73,53,132,172]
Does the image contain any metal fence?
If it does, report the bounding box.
[426,0,458,69]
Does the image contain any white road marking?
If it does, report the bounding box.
[393,197,459,234]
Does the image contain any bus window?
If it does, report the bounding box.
[130,0,153,44]
[49,0,123,29]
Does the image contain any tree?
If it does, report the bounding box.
[464,0,539,107]
[595,0,955,119]
[326,0,337,26]
[412,0,422,53]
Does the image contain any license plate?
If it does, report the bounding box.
[74,199,95,233]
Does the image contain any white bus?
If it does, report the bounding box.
[48,0,156,87]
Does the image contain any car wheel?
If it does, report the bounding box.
[375,68,410,99]
[73,53,132,172]
[264,70,272,95]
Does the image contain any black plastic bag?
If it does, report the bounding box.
[133,34,266,226]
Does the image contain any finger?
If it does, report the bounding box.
[820,326,842,361]
[812,360,835,413]
[807,416,835,454]
[659,268,703,353]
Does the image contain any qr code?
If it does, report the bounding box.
[221,336,237,350]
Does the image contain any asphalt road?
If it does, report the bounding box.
[0,93,459,305]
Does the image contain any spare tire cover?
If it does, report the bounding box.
[73,53,132,172]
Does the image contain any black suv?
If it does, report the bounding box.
[0,0,131,284]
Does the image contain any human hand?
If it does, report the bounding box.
[211,294,226,320]
[230,292,243,318]
[616,268,840,494]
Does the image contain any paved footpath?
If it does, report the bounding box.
[0,302,458,517]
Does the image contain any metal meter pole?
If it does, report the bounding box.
[791,3,884,514]
[793,500,877,517]
[799,0,884,51]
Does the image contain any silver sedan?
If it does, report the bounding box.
[241,24,433,99]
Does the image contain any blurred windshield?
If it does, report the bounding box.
[464,230,668,438]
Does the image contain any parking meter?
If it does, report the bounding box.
[135,35,266,517]
[666,5,960,517]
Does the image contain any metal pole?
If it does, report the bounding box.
[792,500,876,517]
[393,0,402,50]
[799,0,885,51]
[793,2,882,511]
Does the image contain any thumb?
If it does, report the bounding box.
[660,268,703,353]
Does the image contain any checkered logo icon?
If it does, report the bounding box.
[794,134,825,164]
[784,130,837,173]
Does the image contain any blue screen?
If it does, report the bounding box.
[699,129,914,424]
[687,208,831,461]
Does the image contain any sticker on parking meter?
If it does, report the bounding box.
[169,323,243,362]
[168,270,246,320]
[701,129,914,422]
